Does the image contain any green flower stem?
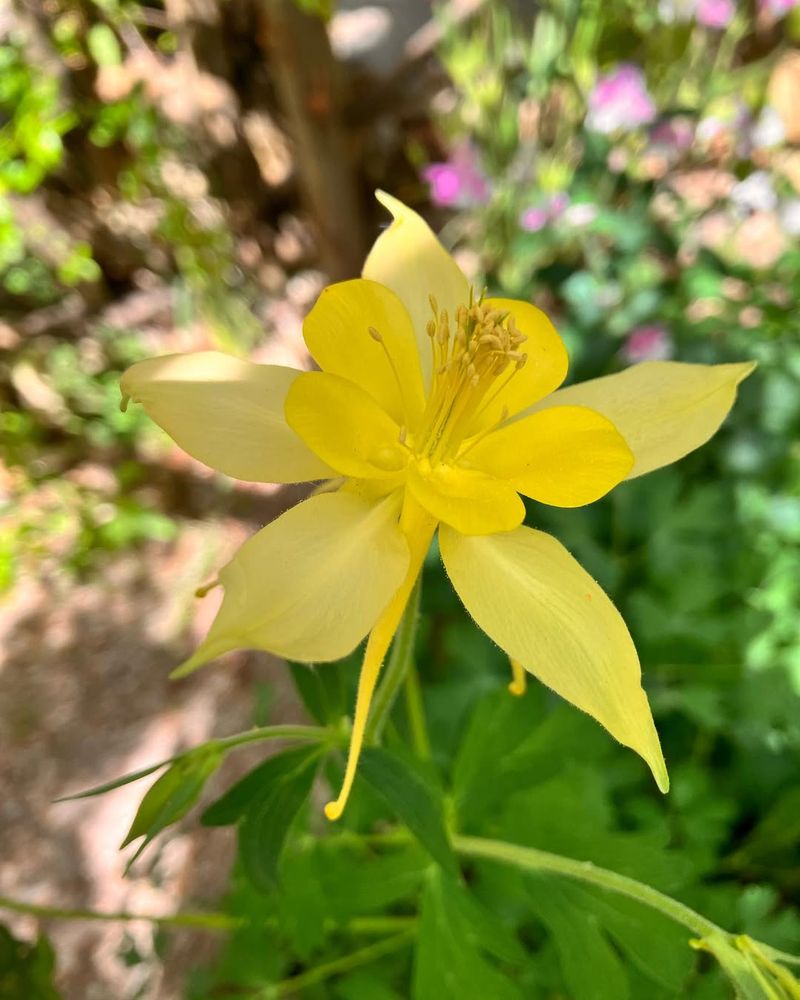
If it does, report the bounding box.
[404,660,432,759]
[0,895,413,939]
[213,724,329,752]
[454,835,719,938]
[366,578,422,744]
[57,725,330,803]
[265,930,415,999]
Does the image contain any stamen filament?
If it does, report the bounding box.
[367,326,409,422]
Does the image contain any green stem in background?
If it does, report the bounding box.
[264,930,415,1000]
[404,661,432,759]
[366,578,422,744]
[0,896,237,931]
[0,895,413,939]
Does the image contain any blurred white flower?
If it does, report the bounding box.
[779,199,800,235]
[730,171,778,213]
[658,0,697,21]
[563,203,598,227]
[750,107,786,149]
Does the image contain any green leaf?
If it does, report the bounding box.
[121,747,222,862]
[413,871,524,1000]
[87,24,122,67]
[526,876,630,1000]
[56,760,171,802]
[450,884,528,967]
[313,841,428,921]
[201,746,319,827]
[238,754,318,892]
[289,659,347,725]
[0,924,62,1000]
[358,747,457,874]
[553,881,694,993]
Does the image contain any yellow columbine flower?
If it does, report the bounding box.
[121,192,754,820]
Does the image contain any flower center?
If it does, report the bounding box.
[413,292,527,464]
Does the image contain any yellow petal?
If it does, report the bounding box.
[439,524,668,792]
[120,352,333,483]
[303,278,426,426]
[285,371,408,480]
[407,462,525,535]
[467,405,634,507]
[474,298,569,427]
[362,191,470,387]
[532,360,756,479]
[172,491,410,676]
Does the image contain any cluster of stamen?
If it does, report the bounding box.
[415,292,527,463]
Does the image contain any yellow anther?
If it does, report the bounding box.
[508,658,527,696]
[368,325,383,342]
[416,293,530,462]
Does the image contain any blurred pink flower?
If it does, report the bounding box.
[759,0,799,15]
[650,118,694,152]
[519,206,549,232]
[519,193,570,232]
[697,0,735,27]
[422,144,490,209]
[622,326,674,364]
[586,64,656,134]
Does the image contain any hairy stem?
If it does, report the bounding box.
[404,661,432,758]
[454,834,719,938]
[366,578,422,744]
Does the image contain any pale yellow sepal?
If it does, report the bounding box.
[120,352,333,484]
[362,191,470,388]
[285,371,407,480]
[534,360,756,479]
[468,405,634,508]
[303,278,426,427]
[439,524,669,793]
[171,491,410,677]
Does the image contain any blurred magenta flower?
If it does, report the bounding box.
[622,326,674,364]
[697,0,735,27]
[650,118,694,152]
[586,65,656,134]
[519,206,549,232]
[422,144,490,209]
[759,0,799,15]
[519,193,570,232]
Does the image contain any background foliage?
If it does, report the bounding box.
[1,0,799,997]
